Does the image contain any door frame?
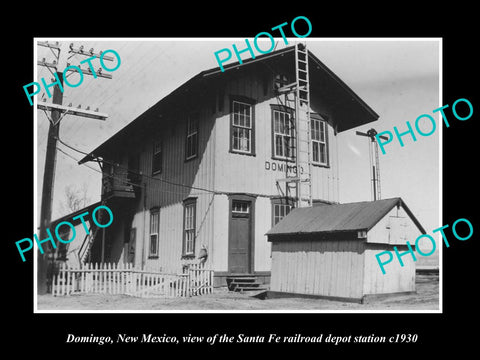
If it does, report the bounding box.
[123,227,136,266]
[227,194,256,274]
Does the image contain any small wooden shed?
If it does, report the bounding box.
[266,198,426,302]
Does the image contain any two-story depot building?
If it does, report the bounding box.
[78,44,379,287]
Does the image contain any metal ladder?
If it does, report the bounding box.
[293,43,312,207]
[275,43,313,207]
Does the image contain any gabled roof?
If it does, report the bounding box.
[80,44,379,164]
[266,197,426,236]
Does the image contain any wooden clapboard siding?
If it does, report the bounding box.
[253,196,272,272]
[139,107,216,210]
[367,206,422,245]
[310,124,339,202]
[99,66,340,276]
[106,102,218,273]
[270,238,365,299]
[214,71,339,203]
[212,194,229,272]
[363,244,416,295]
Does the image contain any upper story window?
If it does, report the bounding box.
[186,113,199,160]
[272,105,295,160]
[230,96,256,156]
[152,141,162,175]
[274,74,289,92]
[311,114,328,166]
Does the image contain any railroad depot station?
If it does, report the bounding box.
[45,44,429,301]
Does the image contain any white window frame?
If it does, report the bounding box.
[149,210,159,257]
[273,109,295,160]
[273,202,292,225]
[311,117,328,166]
[232,200,250,214]
[186,115,198,160]
[183,201,196,256]
[231,100,252,153]
[152,141,162,174]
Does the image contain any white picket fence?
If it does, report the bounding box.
[51,262,213,298]
[188,263,215,296]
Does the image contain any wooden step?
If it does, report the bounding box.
[229,278,257,283]
[227,276,256,280]
[226,276,267,291]
[231,281,263,288]
[231,282,266,292]
[235,285,268,292]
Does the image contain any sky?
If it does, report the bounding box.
[35,38,441,263]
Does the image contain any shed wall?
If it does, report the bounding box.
[363,244,416,295]
[367,206,422,245]
[270,238,364,299]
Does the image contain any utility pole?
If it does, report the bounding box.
[37,68,63,295]
[36,41,112,294]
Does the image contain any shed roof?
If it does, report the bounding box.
[266,197,426,236]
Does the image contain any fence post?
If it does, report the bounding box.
[86,263,90,293]
[47,261,204,299]
[112,262,115,294]
[82,263,85,293]
[210,268,213,294]
[94,262,98,293]
[188,267,192,297]
[107,262,111,294]
[127,263,131,294]
[66,264,71,296]
[79,263,83,293]
[52,273,56,296]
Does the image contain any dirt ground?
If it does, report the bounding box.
[37,273,439,311]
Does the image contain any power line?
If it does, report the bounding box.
[36,40,116,294]
[56,146,209,197]
[61,42,146,139]
[56,135,220,195]
[56,147,101,174]
[55,135,90,155]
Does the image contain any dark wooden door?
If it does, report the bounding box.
[124,227,136,266]
[229,201,252,273]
